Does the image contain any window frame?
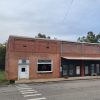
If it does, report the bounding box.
[37,59,53,73]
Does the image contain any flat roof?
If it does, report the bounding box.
[9,35,59,42]
[9,35,100,45]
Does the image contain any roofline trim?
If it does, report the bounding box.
[9,35,100,45]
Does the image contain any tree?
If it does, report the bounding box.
[77,32,100,43]
[35,33,51,39]
[0,42,6,70]
[96,33,100,42]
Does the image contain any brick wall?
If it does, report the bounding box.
[6,36,61,80]
[6,36,100,80]
[61,41,100,57]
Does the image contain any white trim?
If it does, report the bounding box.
[37,71,52,73]
[37,62,52,64]
[18,59,30,65]
[62,57,100,60]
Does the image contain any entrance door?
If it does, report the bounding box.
[18,65,29,80]
[96,64,100,75]
[85,66,89,76]
[68,64,75,76]
[90,64,95,76]
[62,65,68,76]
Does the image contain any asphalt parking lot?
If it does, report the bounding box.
[0,79,100,100]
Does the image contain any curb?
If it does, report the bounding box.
[15,77,100,84]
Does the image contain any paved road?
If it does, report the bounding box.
[1,80,100,100]
[0,85,25,100]
[29,80,100,100]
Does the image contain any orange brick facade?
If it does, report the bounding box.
[5,36,61,80]
[61,41,100,57]
[5,36,100,80]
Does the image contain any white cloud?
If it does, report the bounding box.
[0,0,100,42]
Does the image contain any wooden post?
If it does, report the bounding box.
[81,60,85,76]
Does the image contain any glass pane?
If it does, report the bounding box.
[22,59,27,64]
[63,70,67,76]
[85,66,88,75]
[18,59,29,64]
[69,64,74,75]
[63,65,67,70]
[96,64,100,74]
[62,65,67,76]
[76,66,80,75]
[91,64,95,75]
[38,64,51,71]
[21,68,25,72]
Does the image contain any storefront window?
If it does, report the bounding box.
[62,65,68,76]
[91,64,95,75]
[96,64,100,74]
[76,66,80,75]
[37,60,52,72]
[85,66,89,75]
[69,64,74,76]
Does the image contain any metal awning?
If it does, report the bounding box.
[62,57,100,60]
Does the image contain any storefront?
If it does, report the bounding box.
[61,57,100,77]
[84,60,100,76]
[5,36,100,80]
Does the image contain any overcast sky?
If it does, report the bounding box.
[0,0,100,43]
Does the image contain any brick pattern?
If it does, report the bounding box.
[6,36,100,80]
[6,36,61,80]
[61,41,100,57]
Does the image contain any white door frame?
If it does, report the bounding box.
[18,65,29,80]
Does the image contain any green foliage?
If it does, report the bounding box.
[77,32,100,43]
[35,33,51,39]
[0,43,6,70]
[0,70,8,85]
[0,70,5,82]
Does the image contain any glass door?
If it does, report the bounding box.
[68,64,75,76]
[96,64,100,75]
[62,65,68,76]
[90,64,95,76]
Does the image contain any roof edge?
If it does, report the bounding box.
[9,35,100,45]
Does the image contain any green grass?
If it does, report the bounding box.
[0,70,8,85]
[0,70,5,81]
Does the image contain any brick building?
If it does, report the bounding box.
[5,36,100,80]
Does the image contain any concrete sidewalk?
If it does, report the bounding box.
[15,76,100,84]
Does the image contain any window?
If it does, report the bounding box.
[76,66,80,75]
[69,64,74,76]
[18,59,29,64]
[85,66,89,75]
[62,65,68,76]
[22,59,26,64]
[37,60,52,72]
[96,64,100,74]
[91,64,95,75]
[21,68,25,72]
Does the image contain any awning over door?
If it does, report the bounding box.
[62,57,100,60]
